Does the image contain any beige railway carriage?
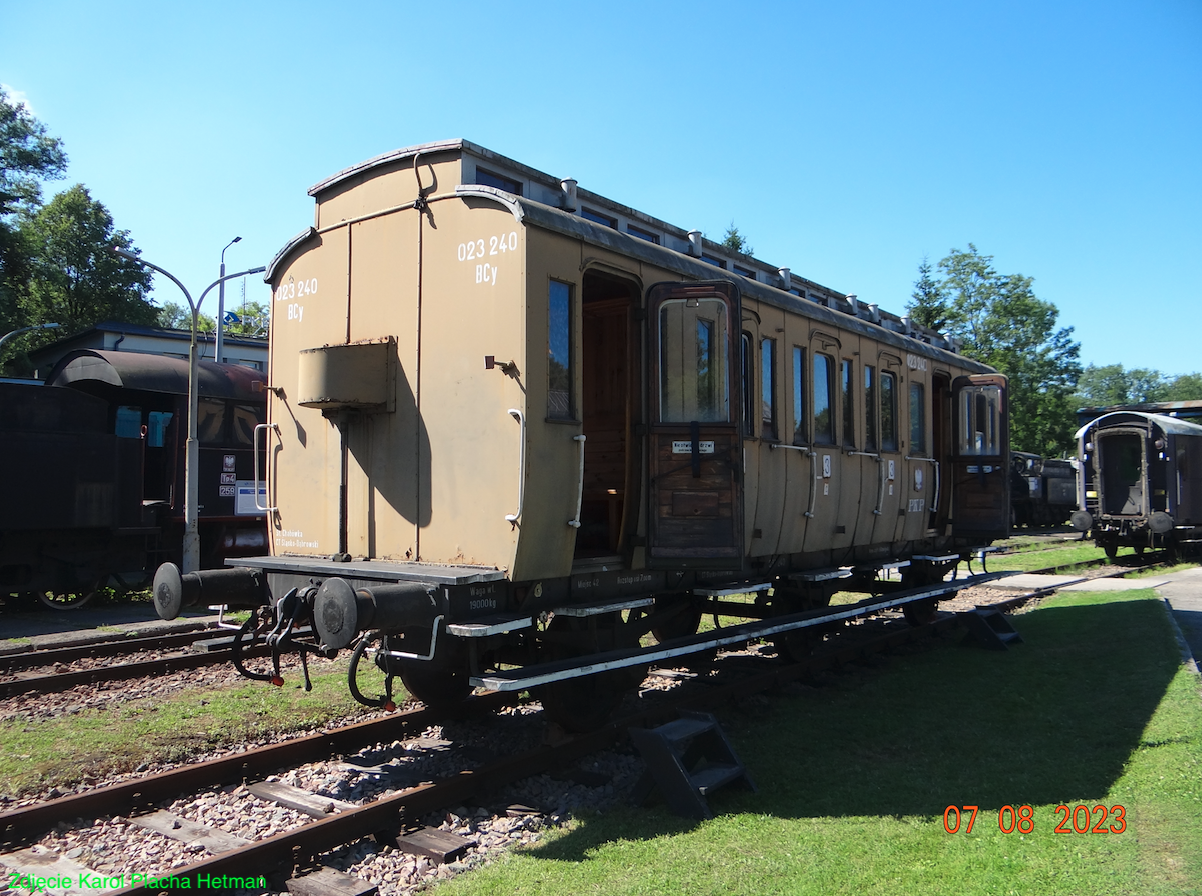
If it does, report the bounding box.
[154,140,1009,728]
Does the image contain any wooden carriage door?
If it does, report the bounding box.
[951,374,1010,540]
[646,281,744,567]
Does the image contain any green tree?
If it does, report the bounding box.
[1,87,67,334]
[1165,373,1202,402]
[223,299,269,338]
[908,256,950,332]
[720,222,753,257]
[918,245,1081,455]
[18,184,156,339]
[157,300,216,332]
[1073,363,1167,407]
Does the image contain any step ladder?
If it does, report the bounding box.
[964,608,1023,650]
[628,711,756,819]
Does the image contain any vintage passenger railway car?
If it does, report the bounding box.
[0,350,266,608]
[1072,411,1202,558]
[154,140,1009,727]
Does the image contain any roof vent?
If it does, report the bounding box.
[560,178,578,212]
[687,230,703,257]
[778,268,791,290]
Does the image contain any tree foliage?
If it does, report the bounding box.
[18,184,156,338]
[1073,364,1202,407]
[720,222,753,257]
[908,244,1082,456]
[908,257,949,332]
[1,87,68,335]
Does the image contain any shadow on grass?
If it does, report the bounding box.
[528,591,1182,863]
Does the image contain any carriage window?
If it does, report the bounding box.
[841,359,855,448]
[864,365,877,451]
[473,167,522,195]
[792,346,806,445]
[147,411,173,448]
[910,382,926,454]
[580,207,617,228]
[958,385,1001,455]
[881,371,898,451]
[761,338,777,440]
[814,353,835,445]
[197,399,227,445]
[232,404,265,446]
[627,223,660,244]
[548,280,573,420]
[115,405,142,439]
[659,297,730,423]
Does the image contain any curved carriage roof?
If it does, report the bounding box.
[46,350,266,402]
[1074,411,1202,440]
[267,141,995,376]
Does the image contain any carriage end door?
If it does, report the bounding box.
[646,281,744,568]
[951,374,1010,540]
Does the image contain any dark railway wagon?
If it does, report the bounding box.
[1010,451,1077,527]
[1071,411,1202,557]
[153,140,1011,729]
[0,349,267,608]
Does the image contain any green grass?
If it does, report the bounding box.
[986,542,1111,572]
[438,589,1202,896]
[0,659,368,797]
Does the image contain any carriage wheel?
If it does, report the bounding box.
[1104,543,1119,561]
[36,590,96,610]
[902,599,939,626]
[536,612,642,732]
[649,593,702,643]
[771,584,831,661]
[397,652,473,709]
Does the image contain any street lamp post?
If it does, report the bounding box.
[0,322,62,362]
[112,247,265,573]
[215,236,241,364]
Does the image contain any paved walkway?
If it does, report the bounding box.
[0,602,223,655]
[993,568,1202,674]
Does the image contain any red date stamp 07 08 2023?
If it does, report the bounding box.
[943,805,1127,835]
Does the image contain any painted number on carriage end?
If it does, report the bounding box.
[275,277,317,324]
[458,232,518,288]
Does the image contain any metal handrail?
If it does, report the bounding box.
[253,423,279,513]
[568,434,586,528]
[505,409,526,524]
[769,443,819,518]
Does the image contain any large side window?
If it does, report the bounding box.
[814,353,835,445]
[792,346,806,445]
[761,337,777,440]
[881,371,898,452]
[910,382,926,454]
[864,365,877,451]
[841,359,855,448]
[548,280,573,420]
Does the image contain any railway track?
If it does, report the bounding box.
[0,543,1169,701]
[0,563,1150,893]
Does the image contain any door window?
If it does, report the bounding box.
[881,371,898,451]
[659,298,730,423]
[958,385,1002,455]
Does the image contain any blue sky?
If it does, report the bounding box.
[3,0,1199,374]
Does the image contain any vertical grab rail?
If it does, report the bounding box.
[253,423,279,513]
[568,434,587,528]
[770,443,819,518]
[505,409,526,524]
[874,455,886,516]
